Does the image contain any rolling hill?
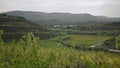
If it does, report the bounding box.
[0,14,59,42]
[0,14,43,33]
[5,11,120,25]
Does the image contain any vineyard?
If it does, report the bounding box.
[0,32,120,68]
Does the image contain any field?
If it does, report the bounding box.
[0,33,120,68]
[50,35,112,47]
[64,35,111,46]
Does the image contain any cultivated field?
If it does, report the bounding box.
[64,35,111,46]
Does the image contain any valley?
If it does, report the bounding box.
[0,12,120,68]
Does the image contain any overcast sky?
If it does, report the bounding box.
[0,0,120,17]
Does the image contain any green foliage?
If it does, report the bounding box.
[0,33,120,68]
[103,35,120,50]
[115,35,120,49]
[0,30,3,46]
[63,35,111,47]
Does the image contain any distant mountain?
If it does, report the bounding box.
[96,16,120,22]
[5,11,120,25]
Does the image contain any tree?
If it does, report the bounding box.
[115,35,120,49]
[0,30,3,45]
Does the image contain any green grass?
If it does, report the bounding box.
[0,42,120,68]
[38,40,58,48]
[38,40,67,48]
[0,33,120,68]
[63,35,112,46]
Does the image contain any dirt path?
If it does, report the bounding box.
[90,42,120,53]
[89,42,103,48]
[109,49,120,53]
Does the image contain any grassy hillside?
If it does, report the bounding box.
[0,14,58,42]
[0,33,120,68]
[0,14,43,33]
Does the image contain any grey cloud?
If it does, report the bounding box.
[0,0,120,17]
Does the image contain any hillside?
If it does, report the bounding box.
[0,14,53,42]
[107,21,120,26]
[0,14,43,33]
[5,11,120,25]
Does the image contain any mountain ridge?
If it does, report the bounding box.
[4,11,120,25]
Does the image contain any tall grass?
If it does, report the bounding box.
[0,32,120,68]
